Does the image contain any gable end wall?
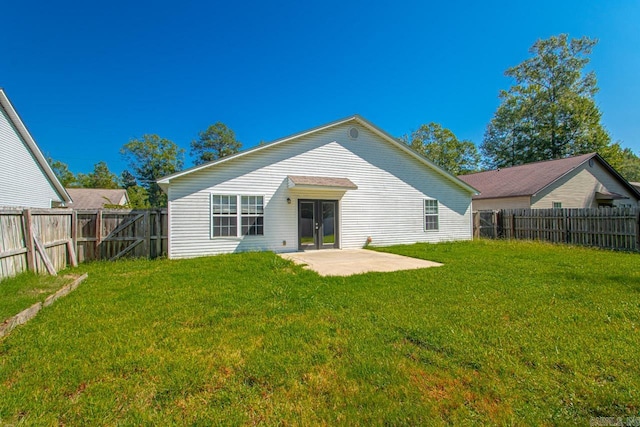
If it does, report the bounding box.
[167,123,472,258]
[532,161,640,208]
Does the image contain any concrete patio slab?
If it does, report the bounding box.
[280,249,443,276]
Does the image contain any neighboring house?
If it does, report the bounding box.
[158,115,477,258]
[66,188,129,209]
[458,153,640,211]
[0,89,71,208]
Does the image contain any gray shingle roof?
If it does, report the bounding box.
[66,188,129,209]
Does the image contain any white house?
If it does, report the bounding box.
[0,89,71,208]
[158,115,477,258]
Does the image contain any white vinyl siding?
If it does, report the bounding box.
[167,123,473,258]
[0,106,63,208]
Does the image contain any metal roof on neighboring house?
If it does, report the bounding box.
[66,188,129,209]
[457,153,640,200]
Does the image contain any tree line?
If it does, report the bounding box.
[49,122,241,208]
[49,34,640,208]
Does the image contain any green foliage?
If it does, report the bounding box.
[120,134,184,207]
[1,241,638,424]
[406,123,480,175]
[482,34,612,168]
[617,149,640,182]
[125,185,151,209]
[76,161,120,189]
[47,157,77,187]
[190,122,241,166]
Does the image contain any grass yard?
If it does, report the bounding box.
[0,273,78,321]
[0,240,639,425]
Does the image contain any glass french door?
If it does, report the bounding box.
[298,200,338,250]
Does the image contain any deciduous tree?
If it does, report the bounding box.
[406,123,480,175]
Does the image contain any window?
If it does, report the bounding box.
[552,201,562,209]
[424,199,439,231]
[212,195,264,237]
[241,196,264,235]
[212,195,237,237]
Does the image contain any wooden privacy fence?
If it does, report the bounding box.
[473,207,640,251]
[0,209,167,280]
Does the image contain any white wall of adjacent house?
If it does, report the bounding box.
[0,107,62,208]
[531,160,640,208]
[166,123,473,258]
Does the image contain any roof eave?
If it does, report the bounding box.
[157,114,479,196]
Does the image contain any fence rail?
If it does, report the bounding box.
[473,207,640,252]
[0,208,167,281]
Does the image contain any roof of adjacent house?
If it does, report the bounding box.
[66,188,129,209]
[0,89,72,204]
[157,115,478,195]
[458,153,640,200]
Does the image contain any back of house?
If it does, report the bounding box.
[158,115,477,258]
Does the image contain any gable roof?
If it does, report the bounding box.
[158,115,478,194]
[0,89,71,204]
[66,188,129,209]
[458,153,640,200]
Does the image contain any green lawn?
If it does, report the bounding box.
[0,273,77,321]
[0,240,638,425]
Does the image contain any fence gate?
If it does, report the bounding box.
[76,209,167,263]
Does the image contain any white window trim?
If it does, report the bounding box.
[552,201,562,209]
[424,199,439,232]
[211,194,265,239]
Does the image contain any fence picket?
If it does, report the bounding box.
[0,209,168,281]
[474,207,639,252]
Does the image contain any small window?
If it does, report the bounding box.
[552,201,562,209]
[424,199,439,231]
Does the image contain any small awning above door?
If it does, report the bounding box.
[595,191,629,201]
[287,175,358,190]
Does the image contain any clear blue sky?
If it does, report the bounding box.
[3,0,639,176]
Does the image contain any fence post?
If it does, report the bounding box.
[155,209,162,258]
[637,210,640,251]
[96,209,103,260]
[22,209,36,273]
[144,210,151,259]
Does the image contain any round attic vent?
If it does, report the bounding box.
[348,127,359,140]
